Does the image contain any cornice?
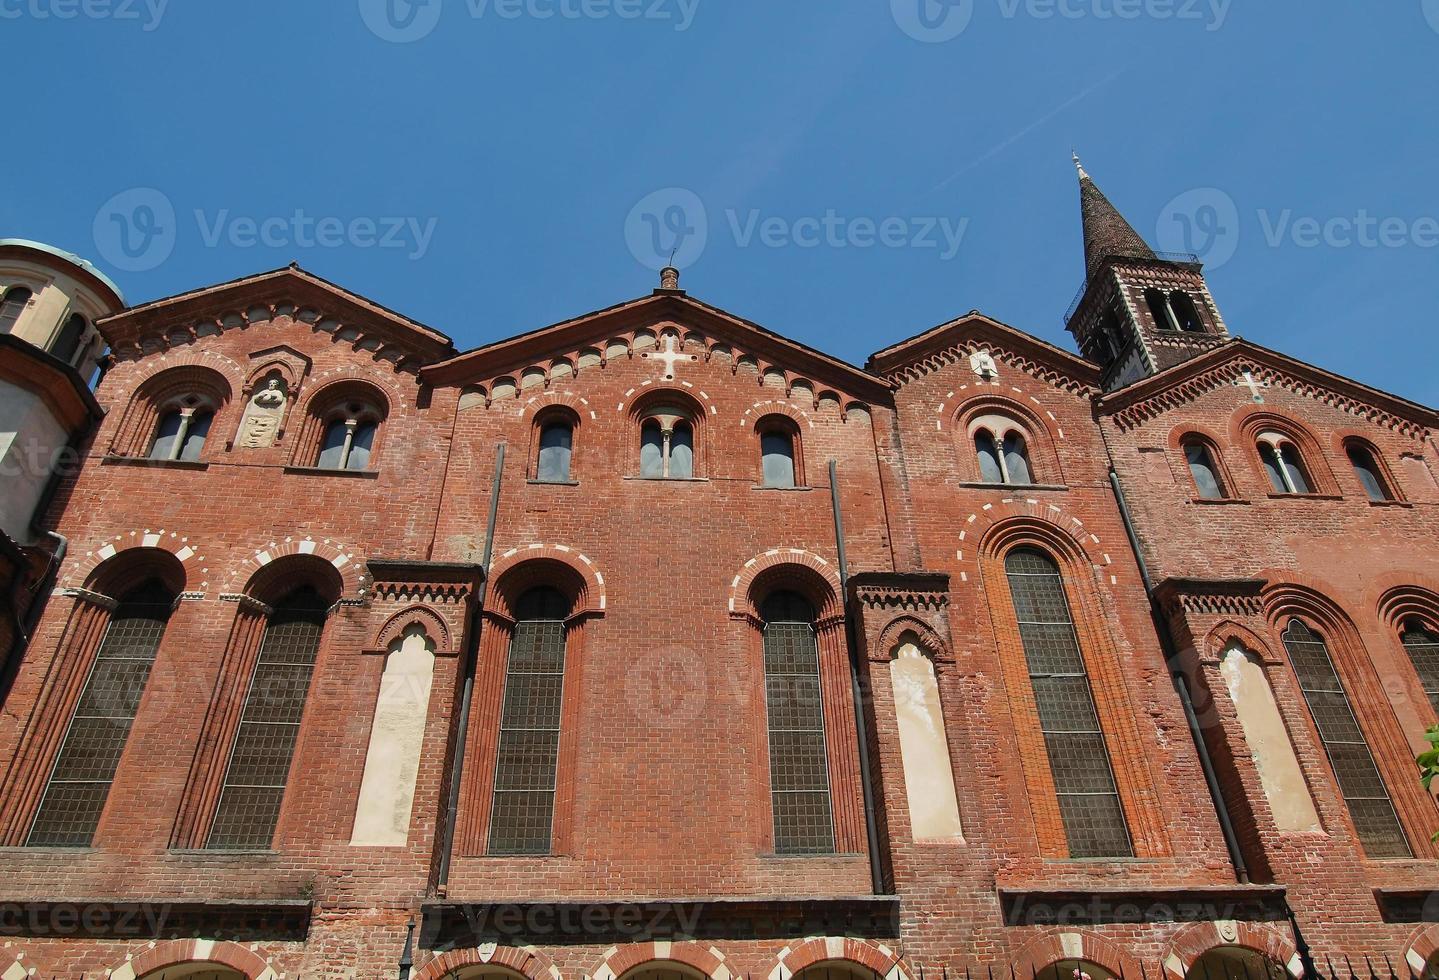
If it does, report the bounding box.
[1154,577,1268,619]
[366,559,485,604]
[849,571,952,611]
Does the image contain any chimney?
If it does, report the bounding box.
[659,266,681,292]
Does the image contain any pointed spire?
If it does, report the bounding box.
[1076,156,1156,276]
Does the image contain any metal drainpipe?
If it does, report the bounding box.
[830,460,887,895]
[434,444,506,896]
[1106,464,1249,884]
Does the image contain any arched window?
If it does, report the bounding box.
[207,586,330,850]
[759,418,800,488]
[317,414,379,470]
[0,286,32,333]
[1145,287,1176,332]
[638,404,696,480]
[1400,621,1439,716]
[1183,438,1227,500]
[1258,434,1312,494]
[1169,291,1205,332]
[1185,949,1287,980]
[53,313,88,364]
[1280,619,1408,857]
[1004,548,1131,857]
[536,418,574,483]
[26,580,176,847]
[488,586,571,855]
[761,590,834,854]
[149,405,215,462]
[1346,441,1393,502]
[973,422,1035,486]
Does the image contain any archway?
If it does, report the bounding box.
[1187,948,1287,980]
[1035,961,1117,980]
[139,967,246,980]
[792,963,882,980]
[442,968,528,980]
[618,963,710,980]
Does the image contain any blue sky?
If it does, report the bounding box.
[5,0,1437,403]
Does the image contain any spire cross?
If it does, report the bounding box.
[1234,370,1270,403]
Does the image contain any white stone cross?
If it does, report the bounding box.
[1234,370,1270,403]
[651,334,690,381]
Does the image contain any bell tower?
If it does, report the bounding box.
[1065,157,1230,391]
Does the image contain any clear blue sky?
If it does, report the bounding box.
[6,1,1437,404]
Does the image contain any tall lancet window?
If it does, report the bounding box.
[1005,547,1132,858]
[1400,622,1439,717]
[207,587,329,850]
[488,587,571,855]
[27,581,176,847]
[1281,619,1409,857]
[762,591,834,855]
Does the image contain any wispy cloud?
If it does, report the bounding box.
[930,66,1128,193]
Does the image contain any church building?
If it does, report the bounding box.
[2,164,1438,980]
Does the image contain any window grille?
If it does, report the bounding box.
[1282,619,1409,858]
[1005,548,1132,858]
[1401,623,1439,716]
[762,591,834,855]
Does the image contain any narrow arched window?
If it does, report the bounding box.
[1005,548,1131,858]
[488,586,571,855]
[640,420,665,478]
[1184,439,1226,500]
[1347,442,1392,502]
[1002,432,1033,485]
[317,418,378,471]
[669,421,694,479]
[54,313,88,364]
[1282,620,1408,857]
[150,407,214,462]
[1145,288,1176,331]
[536,420,574,483]
[975,429,1004,484]
[761,590,834,854]
[1170,291,1205,332]
[1400,622,1439,716]
[0,286,32,334]
[207,586,329,850]
[27,580,176,847]
[1259,435,1311,494]
[761,425,797,488]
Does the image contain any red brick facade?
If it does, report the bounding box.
[2,178,1438,979]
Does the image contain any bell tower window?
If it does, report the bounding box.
[0,287,32,334]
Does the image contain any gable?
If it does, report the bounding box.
[1097,340,1437,441]
[867,312,1101,397]
[96,265,454,373]
[421,292,893,406]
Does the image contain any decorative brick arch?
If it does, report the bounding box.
[1009,930,1143,980]
[118,939,277,979]
[108,346,247,398]
[728,548,843,622]
[1403,924,1439,977]
[412,945,562,980]
[876,614,950,661]
[769,937,910,980]
[1203,620,1281,663]
[64,530,207,593]
[740,399,815,431]
[523,388,598,422]
[224,535,370,601]
[592,941,734,980]
[489,543,607,616]
[965,508,1114,581]
[1161,921,1300,980]
[1375,579,1439,634]
[370,604,455,655]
